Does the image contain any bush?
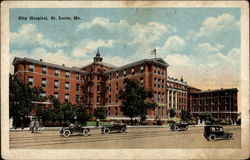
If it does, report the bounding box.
[152,121,157,125]
[187,120,197,125]
[54,120,61,127]
[44,121,54,127]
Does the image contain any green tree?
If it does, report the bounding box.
[170,109,176,119]
[75,104,90,124]
[181,110,191,122]
[94,107,106,120]
[118,79,157,124]
[9,74,43,128]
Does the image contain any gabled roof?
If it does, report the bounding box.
[80,61,117,70]
[195,88,238,94]
[105,58,169,73]
[12,57,86,74]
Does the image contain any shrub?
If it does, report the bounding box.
[44,121,54,127]
[54,120,61,127]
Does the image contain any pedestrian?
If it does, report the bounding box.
[34,119,40,133]
[30,119,35,133]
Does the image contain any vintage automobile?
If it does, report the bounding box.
[170,123,189,131]
[59,124,91,137]
[203,125,233,141]
[101,122,127,134]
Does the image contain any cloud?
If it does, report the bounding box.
[10,24,68,48]
[75,17,176,52]
[72,39,114,57]
[9,48,92,74]
[164,46,240,90]
[197,13,240,38]
[162,36,186,53]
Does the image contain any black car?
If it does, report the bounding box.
[170,123,189,131]
[101,123,127,134]
[59,124,90,137]
[204,125,233,141]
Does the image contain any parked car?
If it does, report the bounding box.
[101,122,127,134]
[203,125,233,141]
[59,124,90,137]
[170,123,189,131]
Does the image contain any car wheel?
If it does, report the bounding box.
[120,128,126,133]
[82,129,90,136]
[63,130,71,137]
[228,134,233,140]
[104,128,110,134]
[174,126,178,131]
[208,134,216,141]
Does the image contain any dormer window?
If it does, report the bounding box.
[123,70,126,77]
[29,64,34,72]
[55,69,60,76]
[42,66,47,74]
[116,71,119,79]
[76,73,80,80]
[66,71,70,79]
[131,67,135,75]
[109,73,112,80]
[140,65,144,73]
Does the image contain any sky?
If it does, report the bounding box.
[9,8,241,91]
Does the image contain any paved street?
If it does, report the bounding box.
[10,126,240,149]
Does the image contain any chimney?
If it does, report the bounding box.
[221,88,223,90]
[40,59,43,61]
[62,64,65,66]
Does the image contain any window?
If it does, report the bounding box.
[123,70,126,77]
[66,71,70,78]
[225,98,228,104]
[76,95,80,103]
[109,84,112,92]
[28,76,34,86]
[162,80,164,89]
[109,73,112,80]
[116,71,119,79]
[76,73,80,80]
[97,83,101,91]
[140,77,144,86]
[131,67,135,75]
[54,92,59,99]
[65,94,69,102]
[65,82,70,91]
[40,91,46,97]
[54,80,59,89]
[76,84,80,92]
[42,66,47,74]
[97,95,100,103]
[158,92,161,102]
[116,82,118,91]
[42,78,47,88]
[55,69,60,76]
[162,93,164,102]
[154,92,157,102]
[115,107,118,116]
[116,94,118,103]
[158,78,161,88]
[29,64,34,72]
[109,95,111,103]
[140,65,144,73]
[154,77,157,87]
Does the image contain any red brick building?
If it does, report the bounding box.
[190,88,238,120]
[12,50,238,121]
